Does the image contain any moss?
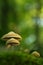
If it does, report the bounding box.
[0,49,43,65]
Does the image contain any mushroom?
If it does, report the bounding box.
[6,38,20,48]
[1,31,22,41]
[31,51,40,57]
[24,49,29,53]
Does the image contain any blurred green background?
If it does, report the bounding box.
[0,0,43,56]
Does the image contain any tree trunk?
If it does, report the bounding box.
[1,0,9,36]
[35,0,42,53]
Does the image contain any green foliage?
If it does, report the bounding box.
[0,49,43,65]
[0,0,43,57]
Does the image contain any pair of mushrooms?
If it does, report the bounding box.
[1,31,22,48]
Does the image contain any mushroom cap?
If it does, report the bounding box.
[6,38,20,45]
[1,31,22,41]
[24,49,29,53]
[32,51,40,57]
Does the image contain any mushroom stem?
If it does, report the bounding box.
[6,44,11,48]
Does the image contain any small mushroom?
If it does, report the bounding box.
[1,31,22,41]
[31,51,40,57]
[24,49,29,53]
[6,38,20,48]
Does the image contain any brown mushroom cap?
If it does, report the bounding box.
[6,38,20,46]
[1,31,22,41]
